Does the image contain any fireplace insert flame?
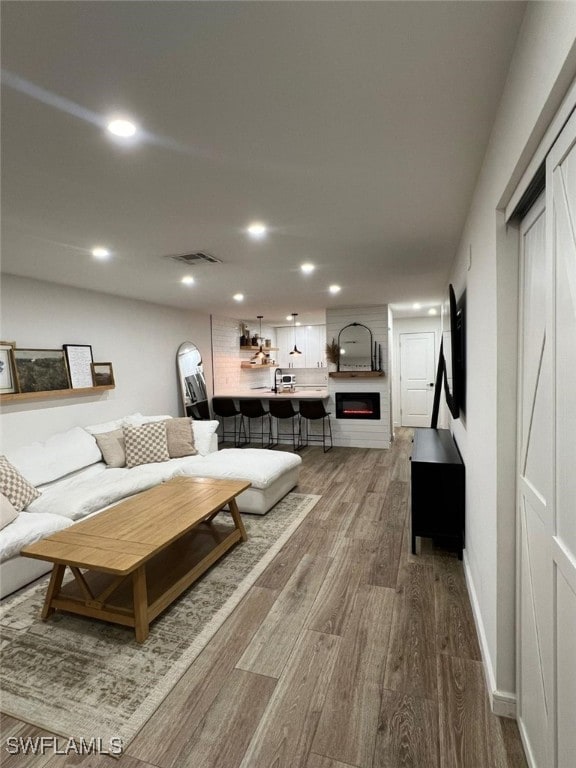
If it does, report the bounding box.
[335,392,381,420]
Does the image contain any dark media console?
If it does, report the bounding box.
[410,428,465,559]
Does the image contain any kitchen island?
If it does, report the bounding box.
[213,388,329,400]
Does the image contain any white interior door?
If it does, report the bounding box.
[399,332,435,427]
[517,108,576,768]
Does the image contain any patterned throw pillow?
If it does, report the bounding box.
[0,455,41,511]
[94,429,126,468]
[164,418,197,458]
[123,422,170,468]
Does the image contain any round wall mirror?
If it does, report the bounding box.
[176,342,209,418]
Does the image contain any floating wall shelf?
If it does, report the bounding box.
[240,363,276,370]
[0,385,115,404]
[240,346,279,352]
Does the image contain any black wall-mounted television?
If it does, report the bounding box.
[432,284,466,425]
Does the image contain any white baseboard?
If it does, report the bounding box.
[463,550,517,719]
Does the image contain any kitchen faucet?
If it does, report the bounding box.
[273,368,282,394]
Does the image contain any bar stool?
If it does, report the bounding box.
[269,399,302,451]
[212,397,241,446]
[298,399,333,452]
[238,399,272,448]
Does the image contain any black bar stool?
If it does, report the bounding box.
[212,397,241,446]
[269,399,302,451]
[298,399,333,452]
[238,399,272,448]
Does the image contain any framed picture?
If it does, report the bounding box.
[63,344,94,389]
[0,341,17,394]
[13,349,71,393]
[91,362,115,387]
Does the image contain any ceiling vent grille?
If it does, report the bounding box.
[166,251,222,266]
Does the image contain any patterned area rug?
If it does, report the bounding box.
[0,493,320,750]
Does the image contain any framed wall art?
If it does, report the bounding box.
[14,349,71,393]
[91,362,115,387]
[0,341,17,394]
[63,344,94,389]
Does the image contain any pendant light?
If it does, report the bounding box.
[289,313,302,356]
[252,316,266,360]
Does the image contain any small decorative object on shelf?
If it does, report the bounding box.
[13,348,71,393]
[0,341,17,394]
[91,362,115,387]
[325,338,340,366]
[63,344,94,389]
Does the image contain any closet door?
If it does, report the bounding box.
[517,194,552,768]
[548,108,576,768]
[517,108,576,768]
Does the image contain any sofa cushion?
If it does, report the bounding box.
[173,448,302,490]
[0,457,42,511]
[123,423,170,468]
[190,420,219,456]
[94,429,126,468]
[0,511,72,562]
[5,427,102,486]
[0,494,18,530]
[165,418,197,458]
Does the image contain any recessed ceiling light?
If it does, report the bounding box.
[296,322,301,327]
[246,222,267,239]
[286,315,293,321]
[91,247,110,259]
[181,275,195,285]
[428,308,438,316]
[106,118,137,138]
[329,284,341,294]
[301,263,315,274]
[413,303,422,310]
[233,293,244,302]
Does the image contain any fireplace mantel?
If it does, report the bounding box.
[328,371,384,378]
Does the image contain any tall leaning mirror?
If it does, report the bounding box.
[176,342,209,419]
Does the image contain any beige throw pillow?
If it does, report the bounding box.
[123,422,170,468]
[0,494,18,530]
[164,418,197,458]
[95,429,126,468]
[0,455,41,511]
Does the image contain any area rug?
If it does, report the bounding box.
[0,492,320,750]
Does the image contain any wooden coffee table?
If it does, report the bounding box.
[21,476,250,643]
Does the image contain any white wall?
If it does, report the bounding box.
[0,275,212,450]
[448,4,576,713]
[391,315,443,428]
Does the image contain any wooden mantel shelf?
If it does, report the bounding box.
[0,385,115,404]
[328,371,385,378]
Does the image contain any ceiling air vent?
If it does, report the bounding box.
[166,251,222,266]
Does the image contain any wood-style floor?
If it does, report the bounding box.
[1,429,528,768]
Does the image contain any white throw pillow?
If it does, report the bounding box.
[5,427,101,486]
[84,418,127,435]
[191,421,219,456]
[0,494,18,530]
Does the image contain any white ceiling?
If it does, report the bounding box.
[1,1,526,325]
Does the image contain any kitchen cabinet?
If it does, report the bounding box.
[276,325,326,368]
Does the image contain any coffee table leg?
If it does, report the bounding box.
[228,498,247,541]
[41,564,66,620]
[132,565,149,643]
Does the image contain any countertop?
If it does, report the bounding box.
[213,388,329,400]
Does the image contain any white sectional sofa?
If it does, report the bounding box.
[0,413,301,598]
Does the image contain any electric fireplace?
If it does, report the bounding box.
[335,392,381,420]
